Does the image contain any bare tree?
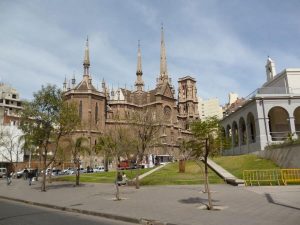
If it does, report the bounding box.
[96,125,134,200]
[188,116,223,210]
[131,108,162,189]
[0,125,24,170]
[61,136,90,186]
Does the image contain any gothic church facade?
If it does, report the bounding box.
[63,27,199,166]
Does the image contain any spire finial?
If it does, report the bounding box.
[135,40,144,91]
[159,23,168,82]
[83,36,90,76]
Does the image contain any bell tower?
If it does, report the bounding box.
[178,76,199,122]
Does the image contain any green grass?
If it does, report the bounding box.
[212,154,280,179]
[140,161,224,185]
[55,168,152,183]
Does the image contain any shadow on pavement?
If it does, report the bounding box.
[179,197,219,204]
[33,183,87,191]
[265,193,300,211]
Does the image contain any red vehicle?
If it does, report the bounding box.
[118,160,130,170]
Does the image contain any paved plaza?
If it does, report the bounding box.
[0,179,299,225]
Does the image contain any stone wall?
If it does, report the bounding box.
[258,144,300,168]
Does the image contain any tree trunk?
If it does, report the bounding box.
[179,159,186,173]
[41,153,47,192]
[135,156,142,189]
[204,139,213,210]
[115,170,120,200]
[76,161,80,186]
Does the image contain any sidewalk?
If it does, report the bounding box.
[0,178,299,225]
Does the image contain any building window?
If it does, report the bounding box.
[79,101,82,120]
[95,103,98,124]
[5,100,9,104]
[12,94,16,99]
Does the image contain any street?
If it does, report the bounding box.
[0,199,136,225]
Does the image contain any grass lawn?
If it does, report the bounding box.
[212,154,280,179]
[140,161,224,185]
[55,168,152,183]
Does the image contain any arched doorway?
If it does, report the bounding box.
[247,112,256,143]
[268,106,291,141]
[239,117,246,145]
[232,121,239,147]
[226,124,232,147]
[294,107,300,136]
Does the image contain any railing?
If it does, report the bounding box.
[269,131,290,141]
[243,169,300,186]
[281,169,300,185]
[243,169,281,186]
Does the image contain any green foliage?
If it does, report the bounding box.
[55,168,152,183]
[140,161,224,185]
[213,155,280,179]
[19,84,80,191]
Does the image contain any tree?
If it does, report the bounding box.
[188,116,223,210]
[20,85,80,191]
[62,136,90,186]
[131,108,162,189]
[0,125,24,170]
[177,138,192,173]
[96,125,126,200]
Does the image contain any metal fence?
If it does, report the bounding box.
[243,169,300,186]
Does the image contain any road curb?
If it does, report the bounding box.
[0,195,178,225]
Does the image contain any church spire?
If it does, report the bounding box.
[160,24,168,81]
[135,40,144,91]
[83,36,90,76]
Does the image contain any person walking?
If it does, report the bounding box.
[6,169,12,185]
[28,170,34,186]
[23,168,29,180]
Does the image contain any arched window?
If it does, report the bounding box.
[268,106,290,141]
[239,117,246,145]
[247,112,256,143]
[294,106,300,136]
[232,121,239,147]
[79,101,82,120]
[95,103,98,124]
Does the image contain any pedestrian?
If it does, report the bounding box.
[122,172,128,185]
[23,168,29,180]
[28,170,34,186]
[6,169,12,185]
[116,171,123,186]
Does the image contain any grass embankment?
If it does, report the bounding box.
[55,168,152,183]
[213,154,280,179]
[141,161,224,185]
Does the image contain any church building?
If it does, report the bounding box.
[63,27,199,167]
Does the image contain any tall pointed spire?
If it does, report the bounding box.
[83,36,90,76]
[135,40,144,92]
[160,23,168,81]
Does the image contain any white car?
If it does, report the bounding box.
[93,166,105,172]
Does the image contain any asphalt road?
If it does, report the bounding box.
[0,199,136,225]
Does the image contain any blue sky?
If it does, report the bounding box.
[0,0,300,104]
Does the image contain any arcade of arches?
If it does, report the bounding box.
[223,106,300,148]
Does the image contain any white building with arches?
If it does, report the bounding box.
[221,57,300,155]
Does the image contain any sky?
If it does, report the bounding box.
[0,0,300,104]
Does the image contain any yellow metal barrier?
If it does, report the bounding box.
[281,169,300,185]
[243,170,281,186]
[243,169,300,186]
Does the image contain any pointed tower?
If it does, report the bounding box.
[83,37,90,78]
[135,40,144,92]
[159,24,168,83]
[63,76,67,91]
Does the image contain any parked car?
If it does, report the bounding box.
[0,168,7,178]
[16,169,37,179]
[93,166,105,173]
